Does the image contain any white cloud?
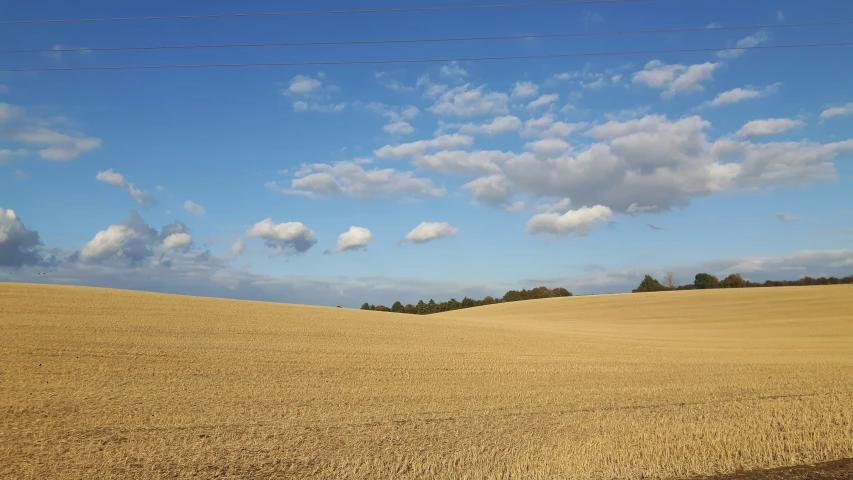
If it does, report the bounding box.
[490,114,853,214]
[525,138,570,157]
[523,113,586,138]
[704,83,781,107]
[512,81,540,98]
[286,75,322,95]
[777,10,785,21]
[293,101,347,113]
[526,205,613,236]
[440,62,468,78]
[820,103,853,120]
[428,83,510,117]
[458,115,522,135]
[268,160,445,199]
[95,169,157,207]
[183,200,206,217]
[0,148,28,163]
[14,127,101,161]
[229,238,246,258]
[737,118,805,138]
[0,207,45,267]
[404,222,459,244]
[243,219,317,256]
[44,44,91,60]
[717,31,770,59]
[527,94,560,110]
[462,174,512,205]
[776,212,799,222]
[0,103,23,123]
[327,226,373,253]
[414,150,510,176]
[383,121,415,135]
[627,203,659,214]
[374,134,474,159]
[632,60,721,99]
[163,232,193,250]
[582,9,604,23]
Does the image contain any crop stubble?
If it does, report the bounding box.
[1,283,852,479]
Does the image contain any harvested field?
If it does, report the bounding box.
[1,283,852,479]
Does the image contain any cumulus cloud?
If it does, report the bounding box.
[293,101,347,113]
[737,118,804,138]
[267,160,445,200]
[326,226,372,254]
[463,174,512,205]
[440,62,468,78]
[704,83,781,107]
[79,211,159,264]
[522,114,586,138]
[526,205,613,236]
[527,94,560,110]
[0,148,28,163]
[163,232,193,250]
[403,222,460,244]
[820,103,853,120]
[632,60,721,99]
[414,150,510,176]
[717,31,770,59]
[525,138,571,157]
[458,115,522,135]
[0,208,48,267]
[512,81,540,98]
[241,219,317,256]
[486,114,853,214]
[285,74,323,95]
[428,83,510,117]
[184,200,206,217]
[95,169,157,207]
[374,134,473,159]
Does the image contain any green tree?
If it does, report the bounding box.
[480,296,495,305]
[694,273,720,289]
[461,297,475,309]
[416,300,428,315]
[360,303,371,310]
[551,287,572,297]
[374,305,391,312]
[391,301,405,313]
[633,275,667,293]
[719,273,747,288]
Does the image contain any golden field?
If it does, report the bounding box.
[1,283,852,479]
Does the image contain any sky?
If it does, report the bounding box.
[2,0,853,308]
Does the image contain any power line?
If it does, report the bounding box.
[2,41,850,72]
[4,21,851,55]
[0,0,644,25]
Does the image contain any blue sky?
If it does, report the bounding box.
[2,0,853,307]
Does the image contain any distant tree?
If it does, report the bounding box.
[694,273,720,290]
[416,300,428,315]
[427,299,437,313]
[663,272,677,289]
[633,275,667,293]
[461,297,475,309]
[719,273,747,288]
[551,287,573,297]
[336,305,342,308]
[361,303,371,310]
[481,296,495,305]
[503,290,523,303]
[404,304,417,315]
[391,301,405,313]
[374,305,391,312]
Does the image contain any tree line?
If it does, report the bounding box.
[632,272,853,293]
[360,286,573,315]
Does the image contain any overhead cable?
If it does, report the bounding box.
[4,21,851,55]
[0,0,644,25]
[2,41,851,72]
